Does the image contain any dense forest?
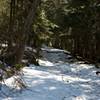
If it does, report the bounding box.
[0,0,100,99]
[0,0,100,67]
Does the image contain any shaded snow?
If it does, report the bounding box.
[0,47,100,100]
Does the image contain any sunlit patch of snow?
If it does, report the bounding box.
[22,59,28,63]
[25,46,33,51]
[4,77,16,87]
[62,94,87,100]
[38,59,54,66]
[2,97,13,100]
[41,48,65,52]
[62,75,91,83]
[75,95,87,100]
[49,86,56,90]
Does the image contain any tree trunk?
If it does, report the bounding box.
[14,0,41,65]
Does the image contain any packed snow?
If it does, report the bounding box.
[0,47,100,100]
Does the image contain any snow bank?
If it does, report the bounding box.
[0,47,100,100]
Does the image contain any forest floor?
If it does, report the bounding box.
[0,47,100,100]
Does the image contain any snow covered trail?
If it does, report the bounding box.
[0,47,100,100]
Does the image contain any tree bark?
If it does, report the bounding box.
[14,0,41,65]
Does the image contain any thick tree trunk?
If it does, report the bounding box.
[14,0,41,65]
[14,41,25,64]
